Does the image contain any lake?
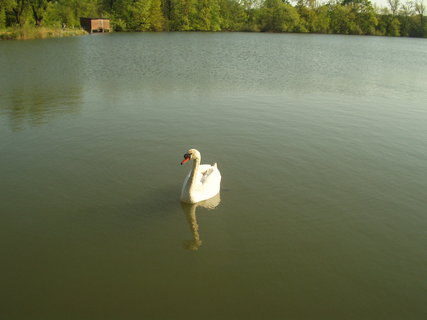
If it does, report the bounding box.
[1,32,426,319]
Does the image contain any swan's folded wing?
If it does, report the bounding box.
[201,165,221,186]
[200,167,214,184]
[190,164,221,201]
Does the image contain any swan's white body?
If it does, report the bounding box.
[180,149,221,204]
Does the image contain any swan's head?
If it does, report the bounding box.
[181,149,201,165]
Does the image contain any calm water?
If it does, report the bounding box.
[1,33,426,319]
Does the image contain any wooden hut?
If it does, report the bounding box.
[80,18,110,33]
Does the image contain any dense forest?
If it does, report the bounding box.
[0,0,426,37]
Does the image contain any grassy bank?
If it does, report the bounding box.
[0,26,87,40]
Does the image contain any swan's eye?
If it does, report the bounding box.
[184,153,191,159]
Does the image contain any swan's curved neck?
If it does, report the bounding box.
[189,157,201,189]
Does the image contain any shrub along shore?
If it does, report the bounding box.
[0,0,426,40]
[0,26,86,40]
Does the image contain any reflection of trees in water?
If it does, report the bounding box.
[1,85,82,131]
[181,193,221,251]
[0,38,85,131]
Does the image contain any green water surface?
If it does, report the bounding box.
[1,33,426,319]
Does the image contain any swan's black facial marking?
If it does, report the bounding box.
[181,153,192,165]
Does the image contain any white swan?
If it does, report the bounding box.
[180,149,221,204]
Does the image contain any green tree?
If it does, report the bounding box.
[313,5,331,33]
[170,0,198,31]
[151,0,165,30]
[377,11,401,35]
[193,0,221,31]
[28,0,51,26]
[0,0,16,28]
[260,0,301,32]
[414,0,426,36]
[219,0,245,30]
[9,0,30,26]
[398,0,415,36]
[329,2,351,34]
[100,0,132,31]
[129,0,152,31]
[296,1,315,32]
[341,0,378,34]
[1,0,426,38]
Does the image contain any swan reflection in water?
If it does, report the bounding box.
[181,193,221,251]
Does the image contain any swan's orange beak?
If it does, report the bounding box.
[181,153,191,165]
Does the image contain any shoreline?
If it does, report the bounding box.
[0,27,87,40]
[1,28,424,41]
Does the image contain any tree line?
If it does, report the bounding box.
[1,0,426,37]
